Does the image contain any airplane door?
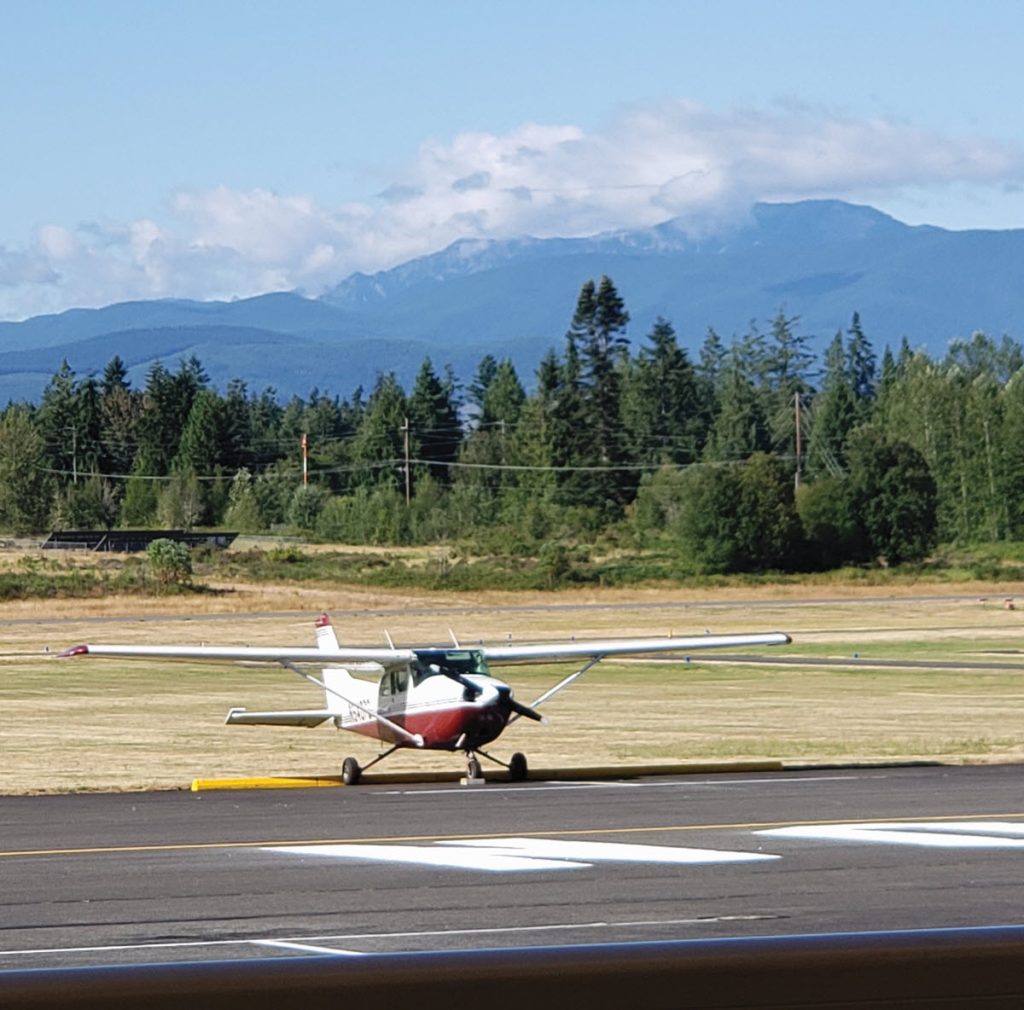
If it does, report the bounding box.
[378,667,409,716]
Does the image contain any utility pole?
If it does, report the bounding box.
[402,416,411,505]
[301,432,308,487]
[793,390,802,492]
[65,424,78,484]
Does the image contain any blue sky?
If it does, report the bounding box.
[2,0,1024,320]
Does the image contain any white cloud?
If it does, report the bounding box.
[2,100,1023,319]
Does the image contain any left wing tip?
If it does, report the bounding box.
[59,644,90,658]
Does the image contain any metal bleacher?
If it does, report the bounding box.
[41,530,237,553]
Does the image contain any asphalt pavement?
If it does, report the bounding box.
[3,764,1024,969]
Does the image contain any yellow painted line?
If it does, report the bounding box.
[191,776,344,791]
[3,810,1024,861]
[189,760,785,791]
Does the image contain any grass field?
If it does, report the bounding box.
[2,576,1024,792]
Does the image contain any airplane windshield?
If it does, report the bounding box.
[412,648,491,683]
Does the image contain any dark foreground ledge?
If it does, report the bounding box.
[4,925,1024,1009]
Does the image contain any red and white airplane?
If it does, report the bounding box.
[61,614,791,784]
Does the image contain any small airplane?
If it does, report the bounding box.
[61,614,791,784]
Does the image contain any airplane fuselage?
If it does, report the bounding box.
[340,671,513,751]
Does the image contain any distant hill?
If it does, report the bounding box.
[3,199,1024,402]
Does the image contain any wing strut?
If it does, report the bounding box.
[509,655,605,724]
[279,660,424,748]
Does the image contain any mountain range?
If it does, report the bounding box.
[3,199,1024,403]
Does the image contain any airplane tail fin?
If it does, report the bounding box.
[315,613,355,716]
[315,612,340,651]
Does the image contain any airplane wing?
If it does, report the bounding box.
[479,631,792,716]
[59,643,415,666]
[61,632,790,666]
[480,632,791,664]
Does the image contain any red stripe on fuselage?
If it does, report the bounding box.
[345,698,510,750]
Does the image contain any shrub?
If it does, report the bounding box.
[147,538,193,587]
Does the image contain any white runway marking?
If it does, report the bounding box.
[252,940,365,956]
[759,821,1024,849]
[376,775,876,796]
[265,836,779,872]
[0,915,771,960]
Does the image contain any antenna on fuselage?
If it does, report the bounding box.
[448,628,460,647]
[384,630,396,649]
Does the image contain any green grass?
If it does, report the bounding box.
[7,592,1024,792]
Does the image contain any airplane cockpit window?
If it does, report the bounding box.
[412,649,491,683]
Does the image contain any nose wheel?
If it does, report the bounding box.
[507,751,528,782]
[462,749,528,784]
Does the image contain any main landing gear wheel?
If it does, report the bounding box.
[341,756,362,785]
[508,751,528,782]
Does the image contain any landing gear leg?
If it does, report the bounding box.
[341,744,401,786]
[473,748,528,782]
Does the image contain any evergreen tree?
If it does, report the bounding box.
[697,326,726,388]
[704,346,770,462]
[1000,371,1024,538]
[136,362,176,474]
[806,332,857,478]
[350,372,409,494]
[0,405,54,533]
[408,358,461,486]
[560,276,632,511]
[496,352,556,533]
[99,357,141,477]
[73,375,104,478]
[120,461,159,527]
[173,389,224,476]
[846,312,877,418]
[946,331,1024,384]
[621,317,704,465]
[220,379,253,474]
[763,310,816,455]
[36,359,78,482]
[467,354,499,418]
[480,358,525,429]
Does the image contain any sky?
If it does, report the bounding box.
[2,0,1024,321]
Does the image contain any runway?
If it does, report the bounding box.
[3,764,1024,970]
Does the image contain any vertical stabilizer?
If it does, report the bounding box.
[314,613,359,717]
[315,613,340,651]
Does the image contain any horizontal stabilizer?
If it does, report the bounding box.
[225,707,333,728]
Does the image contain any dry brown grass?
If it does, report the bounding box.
[3,574,1024,793]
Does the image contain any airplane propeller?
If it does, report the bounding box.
[508,697,545,722]
[496,683,545,723]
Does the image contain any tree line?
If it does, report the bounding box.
[2,274,1022,573]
